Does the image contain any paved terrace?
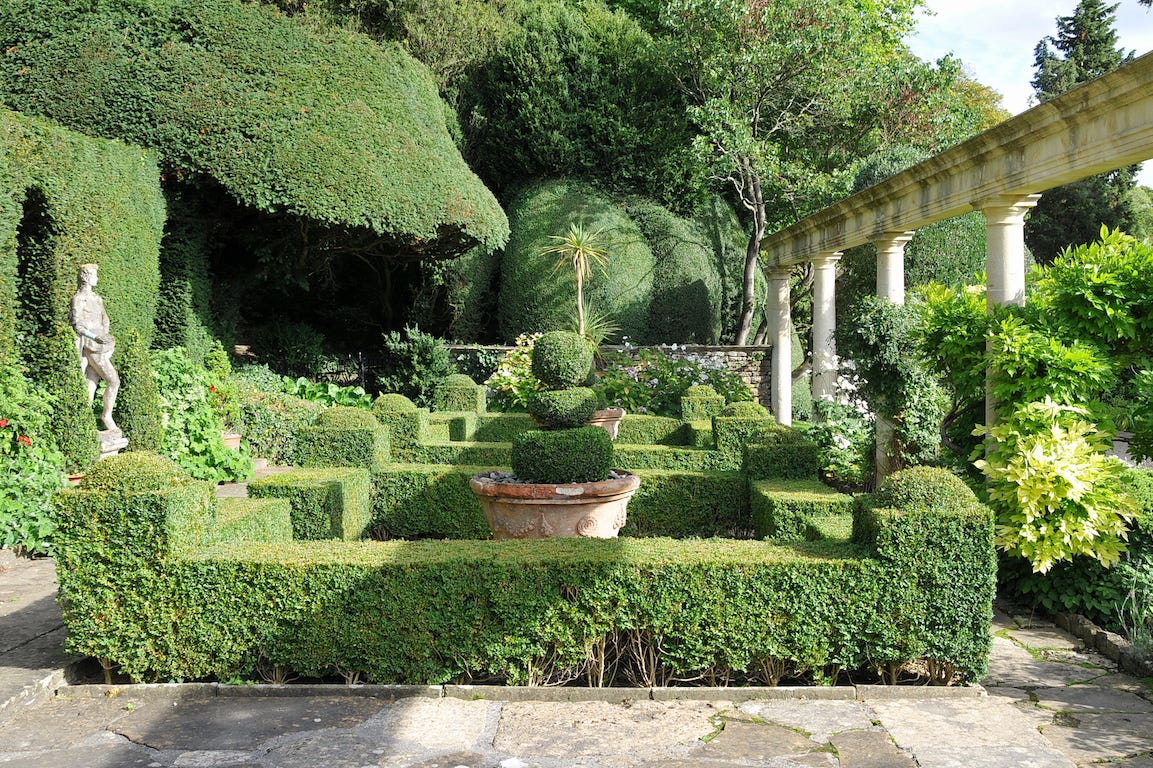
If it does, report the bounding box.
[3,547,1153,767]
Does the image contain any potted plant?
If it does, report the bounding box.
[205,341,242,448]
[470,330,639,539]
[539,221,626,439]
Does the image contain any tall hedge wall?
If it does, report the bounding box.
[499,179,655,342]
[0,0,508,256]
[0,107,164,469]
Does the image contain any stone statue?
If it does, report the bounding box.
[70,263,120,433]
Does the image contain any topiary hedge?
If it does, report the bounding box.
[499,180,654,342]
[511,426,613,484]
[0,0,508,256]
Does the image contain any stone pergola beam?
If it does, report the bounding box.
[761,51,1153,268]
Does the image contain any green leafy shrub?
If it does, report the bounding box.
[750,479,852,542]
[596,346,752,417]
[743,430,821,481]
[720,401,770,418]
[373,326,454,409]
[866,466,979,518]
[371,394,428,456]
[441,374,485,413]
[485,333,546,412]
[800,398,874,491]
[681,385,725,421]
[233,364,287,395]
[153,348,253,483]
[315,406,379,430]
[283,377,373,410]
[204,340,241,432]
[296,405,390,472]
[526,387,599,428]
[974,398,1136,573]
[372,393,419,414]
[0,364,65,554]
[233,385,324,465]
[531,331,594,389]
[511,426,613,484]
[248,468,372,541]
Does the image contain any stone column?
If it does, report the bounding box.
[980,194,1041,426]
[810,252,841,402]
[875,231,914,306]
[872,232,913,481]
[767,267,792,427]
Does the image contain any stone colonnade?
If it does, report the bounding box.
[758,50,1153,477]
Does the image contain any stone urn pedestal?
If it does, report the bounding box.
[588,407,625,440]
[470,471,640,539]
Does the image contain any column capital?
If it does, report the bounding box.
[976,193,1042,224]
[811,251,842,266]
[873,231,915,251]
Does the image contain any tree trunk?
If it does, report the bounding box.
[734,161,767,346]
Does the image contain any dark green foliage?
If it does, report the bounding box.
[461,2,698,209]
[0,0,508,256]
[234,385,324,465]
[374,326,454,409]
[614,444,736,472]
[153,191,218,364]
[214,497,293,544]
[409,441,511,467]
[248,322,329,379]
[1027,0,1136,263]
[682,387,725,421]
[531,331,594,389]
[526,388,599,429]
[625,470,749,538]
[867,466,982,518]
[248,468,372,541]
[371,401,429,459]
[751,480,853,542]
[113,332,164,452]
[625,198,722,343]
[720,401,771,418]
[511,426,613,483]
[499,180,655,342]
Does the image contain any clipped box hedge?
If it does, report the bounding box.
[471,413,536,443]
[295,425,390,472]
[53,479,995,686]
[750,479,852,542]
[614,415,688,446]
[215,497,293,543]
[249,468,371,541]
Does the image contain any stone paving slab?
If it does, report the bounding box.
[982,636,1109,688]
[828,730,915,768]
[1039,712,1153,764]
[734,700,875,742]
[1033,685,1153,714]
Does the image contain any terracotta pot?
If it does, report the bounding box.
[221,431,242,450]
[588,407,626,440]
[470,471,640,539]
[67,472,84,486]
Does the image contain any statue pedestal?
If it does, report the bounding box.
[98,429,129,458]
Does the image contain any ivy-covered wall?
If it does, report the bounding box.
[0,107,164,468]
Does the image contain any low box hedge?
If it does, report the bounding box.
[248,468,372,541]
[471,413,535,443]
[215,497,294,543]
[295,425,390,472]
[614,444,737,472]
[614,415,688,446]
[750,479,852,542]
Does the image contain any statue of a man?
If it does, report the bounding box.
[70,263,120,433]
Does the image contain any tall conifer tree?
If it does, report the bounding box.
[1026,0,1139,264]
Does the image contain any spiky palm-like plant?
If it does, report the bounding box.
[540,222,610,337]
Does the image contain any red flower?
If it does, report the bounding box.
[209,385,217,393]
[0,418,7,428]
[16,435,31,447]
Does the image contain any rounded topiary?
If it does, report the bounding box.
[527,387,599,428]
[372,393,418,416]
[720,400,772,419]
[870,466,980,516]
[81,451,191,492]
[511,426,614,484]
[445,373,477,387]
[685,385,718,398]
[531,331,594,389]
[316,405,379,429]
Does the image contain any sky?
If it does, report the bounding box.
[906,0,1153,183]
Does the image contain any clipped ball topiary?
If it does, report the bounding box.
[316,405,379,429]
[531,330,594,389]
[685,385,718,398]
[720,400,772,419]
[80,451,191,492]
[511,426,614,484]
[372,393,419,416]
[870,466,980,516]
[527,387,599,428]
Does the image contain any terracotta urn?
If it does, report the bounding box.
[220,431,242,450]
[588,407,626,440]
[470,471,640,539]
